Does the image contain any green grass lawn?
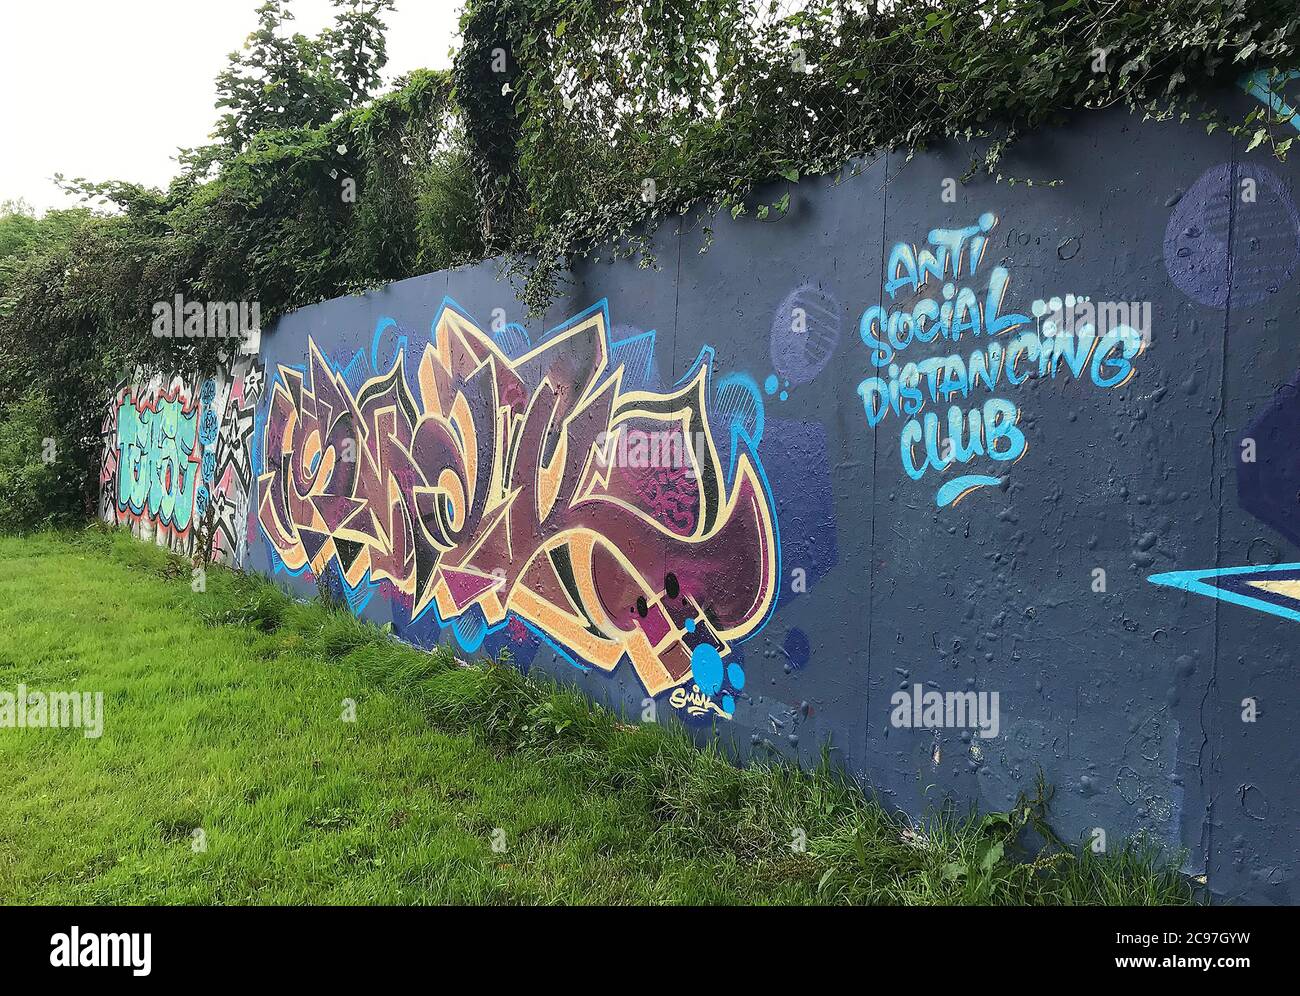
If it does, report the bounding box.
[0,528,1197,905]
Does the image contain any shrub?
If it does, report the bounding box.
[0,390,87,532]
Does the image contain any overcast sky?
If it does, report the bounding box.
[0,0,462,214]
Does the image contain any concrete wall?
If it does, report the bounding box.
[101,84,1300,903]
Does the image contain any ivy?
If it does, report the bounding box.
[452,0,1300,313]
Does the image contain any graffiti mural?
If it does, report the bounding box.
[207,360,265,563]
[1152,140,1300,625]
[256,301,779,711]
[100,354,264,563]
[856,214,1149,506]
[108,381,200,539]
[1148,563,1300,623]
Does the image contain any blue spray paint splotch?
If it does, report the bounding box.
[770,282,842,386]
[691,643,725,696]
[727,662,746,689]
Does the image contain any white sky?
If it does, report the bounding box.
[0,0,463,214]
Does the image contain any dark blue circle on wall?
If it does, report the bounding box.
[1165,161,1300,309]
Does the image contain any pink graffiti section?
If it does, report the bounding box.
[257,304,778,696]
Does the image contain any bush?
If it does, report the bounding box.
[0,390,87,532]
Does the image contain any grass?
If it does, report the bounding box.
[0,527,1199,905]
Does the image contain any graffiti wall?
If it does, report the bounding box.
[100,353,265,564]
[101,82,1300,903]
[255,306,776,710]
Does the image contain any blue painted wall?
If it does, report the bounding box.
[111,83,1300,903]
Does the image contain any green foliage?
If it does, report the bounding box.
[200,579,289,632]
[0,391,85,532]
[0,58,478,535]
[450,0,525,248]
[208,0,397,157]
[0,200,41,261]
[0,200,94,307]
[452,0,1300,311]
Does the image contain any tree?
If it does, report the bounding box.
[0,200,40,261]
[0,200,93,306]
[210,0,397,154]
